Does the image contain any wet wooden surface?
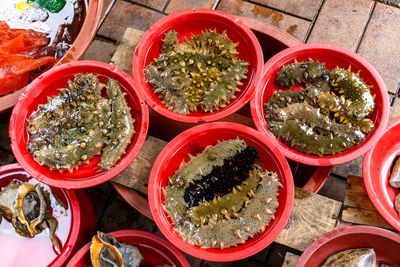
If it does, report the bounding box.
[342,176,396,230]
[275,188,341,251]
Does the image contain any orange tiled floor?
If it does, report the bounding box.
[0,0,399,266]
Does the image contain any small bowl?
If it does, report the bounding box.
[0,0,104,113]
[251,43,389,166]
[363,117,400,231]
[132,8,263,123]
[9,61,149,189]
[0,163,96,267]
[148,122,294,262]
[66,230,190,267]
[296,225,400,266]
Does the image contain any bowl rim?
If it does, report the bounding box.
[148,121,294,261]
[0,163,82,266]
[65,229,190,267]
[9,60,149,189]
[0,0,104,113]
[363,117,400,231]
[132,8,264,123]
[250,42,390,166]
[58,0,104,65]
[295,225,400,266]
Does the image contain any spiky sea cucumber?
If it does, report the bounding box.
[163,139,281,249]
[264,60,375,156]
[144,29,249,114]
[27,73,135,171]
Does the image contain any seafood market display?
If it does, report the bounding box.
[264,59,375,156]
[90,232,143,267]
[321,248,376,267]
[144,29,249,114]
[0,180,66,254]
[0,0,86,95]
[27,73,135,172]
[162,138,281,249]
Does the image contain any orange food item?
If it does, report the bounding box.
[0,21,57,96]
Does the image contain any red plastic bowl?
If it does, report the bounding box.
[296,225,400,266]
[363,117,400,231]
[9,61,149,189]
[0,163,96,267]
[66,230,190,267]
[148,122,294,261]
[132,8,263,123]
[251,43,389,166]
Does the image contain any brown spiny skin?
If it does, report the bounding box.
[144,29,249,114]
[0,181,64,254]
[163,139,280,249]
[27,73,135,172]
[264,60,375,156]
[90,231,143,267]
[321,248,376,267]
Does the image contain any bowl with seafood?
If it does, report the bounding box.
[132,8,263,123]
[0,163,96,267]
[9,60,149,189]
[148,122,294,261]
[296,225,400,266]
[363,117,400,232]
[66,230,190,267]
[0,0,103,112]
[251,43,389,166]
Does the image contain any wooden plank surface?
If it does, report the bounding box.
[275,187,342,251]
[341,176,396,230]
[282,252,300,267]
[112,136,167,194]
[110,28,144,75]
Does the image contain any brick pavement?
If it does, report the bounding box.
[0,0,399,266]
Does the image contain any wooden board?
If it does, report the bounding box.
[341,175,396,230]
[282,252,300,267]
[275,187,342,251]
[112,136,167,195]
[110,28,144,75]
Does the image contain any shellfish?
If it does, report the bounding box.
[321,248,376,267]
[27,73,135,172]
[144,29,249,114]
[389,157,400,188]
[90,232,143,267]
[163,138,281,249]
[0,181,63,254]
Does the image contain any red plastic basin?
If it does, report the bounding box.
[66,230,190,267]
[9,61,149,189]
[148,122,294,262]
[251,43,389,166]
[132,8,263,123]
[296,225,400,266]
[363,117,400,231]
[0,163,96,267]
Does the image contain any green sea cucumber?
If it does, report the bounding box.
[144,29,249,114]
[264,60,375,156]
[163,138,281,249]
[27,73,135,171]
